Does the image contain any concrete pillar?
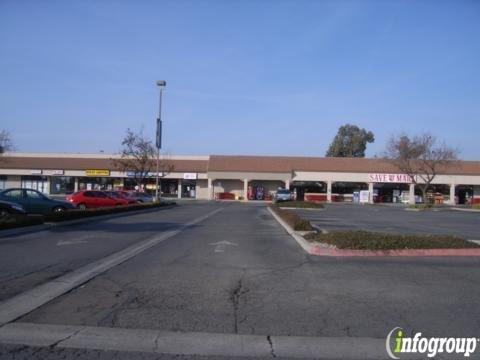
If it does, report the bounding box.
[409,183,415,205]
[243,179,249,201]
[449,184,456,205]
[368,183,374,204]
[208,178,213,200]
[177,179,182,199]
[284,179,290,189]
[74,177,79,192]
[327,180,332,203]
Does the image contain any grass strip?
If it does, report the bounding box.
[304,230,479,250]
[270,205,314,231]
[276,201,324,209]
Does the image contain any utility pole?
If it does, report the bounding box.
[155,80,166,201]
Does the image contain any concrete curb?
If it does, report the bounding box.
[267,207,321,254]
[0,204,177,238]
[267,207,480,257]
[279,207,325,211]
[450,207,480,213]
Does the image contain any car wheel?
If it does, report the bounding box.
[78,203,87,210]
[53,206,66,213]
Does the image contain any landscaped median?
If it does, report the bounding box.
[0,201,176,232]
[275,200,324,210]
[268,204,480,257]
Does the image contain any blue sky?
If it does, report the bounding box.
[1,0,479,159]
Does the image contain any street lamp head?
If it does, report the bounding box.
[156,80,166,87]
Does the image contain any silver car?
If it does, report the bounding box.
[274,188,292,202]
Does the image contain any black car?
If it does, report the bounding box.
[0,188,75,215]
[0,200,27,218]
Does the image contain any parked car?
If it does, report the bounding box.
[105,191,137,204]
[274,188,293,202]
[0,188,75,215]
[66,190,128,209]
[121,191,155,203]
[0,200,27,218]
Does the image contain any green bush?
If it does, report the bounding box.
[409,203,435,209]
[304,230,479,250]
[270,205,314,231]
[276,201,324,209]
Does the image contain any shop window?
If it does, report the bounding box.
[50,176,75,195]
[21,176,48,194]
[78,177,115,191]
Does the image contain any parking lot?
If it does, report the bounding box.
[294,203,480,240]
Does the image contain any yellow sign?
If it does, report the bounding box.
[85,169,110,176]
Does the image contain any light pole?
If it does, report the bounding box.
[155,80,166,201]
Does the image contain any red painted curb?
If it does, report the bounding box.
[308,247,480,257]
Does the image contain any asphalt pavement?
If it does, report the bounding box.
[1,201,480,359]
[294,203,480,239]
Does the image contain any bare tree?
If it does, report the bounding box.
[0,129,13,155]
[384,133,458,203]
[112,129,173,190]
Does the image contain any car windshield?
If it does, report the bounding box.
[277,190,290,194]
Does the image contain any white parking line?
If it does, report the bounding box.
[0,322,398,359]
[0,207,224,326]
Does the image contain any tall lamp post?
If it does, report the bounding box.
[155,80,166,201]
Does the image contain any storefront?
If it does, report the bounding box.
[50,176,75,195]
[21,175,49,194]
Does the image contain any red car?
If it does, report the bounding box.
[105,191,138,204]
[66,190,129,209]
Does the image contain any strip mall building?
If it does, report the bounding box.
[0,152,479,205]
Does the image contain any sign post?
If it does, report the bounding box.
[155,80,166,201]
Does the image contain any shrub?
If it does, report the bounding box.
[276,201,324,209]
[270,205,314,231]
[304,230,479,250]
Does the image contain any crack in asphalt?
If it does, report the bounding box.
[267,335,276,358]
[49,326,85,349]
[230,277,249,334]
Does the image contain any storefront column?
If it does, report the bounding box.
[368,183,374,204]
[208,178,213,200]
[243,179,249,201]
[74,178,79,192]
[177,179,182,199]
[449,184,456,205]
[327,180,332,202]
[409,184,415,205]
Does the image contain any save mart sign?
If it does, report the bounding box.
[368,173,413,183]
[85,169,110,176]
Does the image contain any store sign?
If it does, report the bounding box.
[29,169,42,175]
[85,169,110,176]
[183,173,197,180]
[368,173,413,183]
[52,170,64,175]
[126,171,164,177]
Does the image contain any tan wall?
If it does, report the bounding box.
[195,179,209,199]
